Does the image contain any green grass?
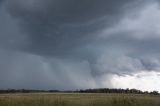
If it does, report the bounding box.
[0,93,160,106]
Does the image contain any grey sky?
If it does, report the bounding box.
[0,0,160,90]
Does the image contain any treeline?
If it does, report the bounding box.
[0,89,60,93]
[0,88,159,95]
[77,88,159,95]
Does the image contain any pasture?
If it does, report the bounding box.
[0,93,160,106]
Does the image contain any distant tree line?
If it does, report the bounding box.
[0,88,159,95]
[76,88,159,95]
[0,89,60,94]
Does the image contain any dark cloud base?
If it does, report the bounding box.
[0,0,159,90]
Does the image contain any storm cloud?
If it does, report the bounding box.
[0,0,160,90]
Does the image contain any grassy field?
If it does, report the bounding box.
[0,93,160,106]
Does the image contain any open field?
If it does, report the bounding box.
[0,93,160,106]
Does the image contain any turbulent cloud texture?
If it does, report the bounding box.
[0,0,160,90]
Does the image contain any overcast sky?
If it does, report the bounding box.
[0,0,160,91]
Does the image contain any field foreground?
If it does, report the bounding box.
[0,93,160,106]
